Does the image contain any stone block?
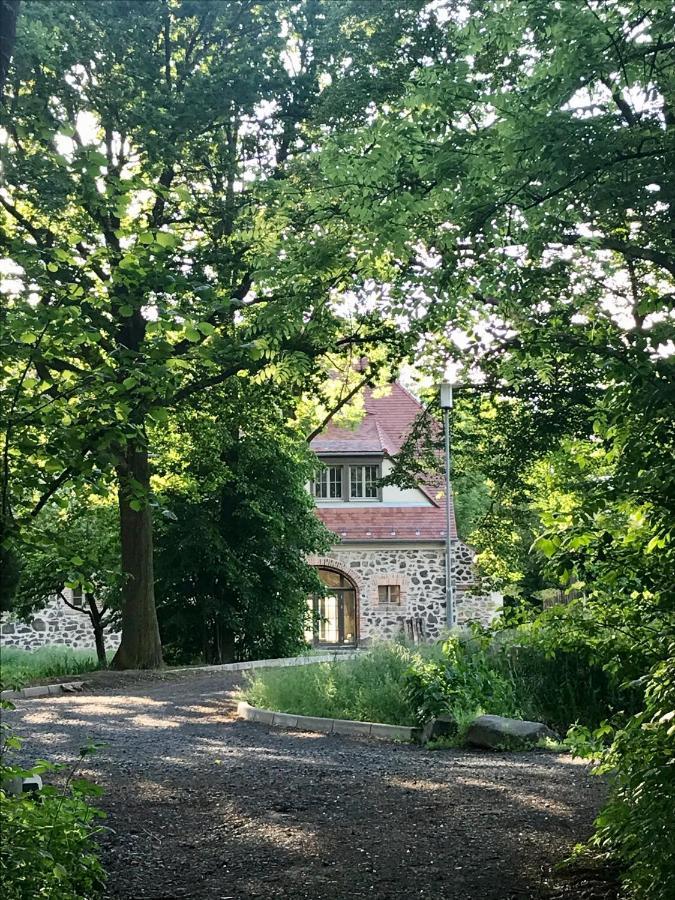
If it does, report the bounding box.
[295,715,334,733]
[420,714,457,745]
[369,723,417,742]
[466,715,559,750]
[332,719,372,737]
[20,686,51,699]
[272,712,299,728]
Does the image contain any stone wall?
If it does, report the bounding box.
[0,594,121,654]
[308,541,502,643]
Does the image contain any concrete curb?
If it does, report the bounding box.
[0,652,360,703]
[1,681,85,701]
[171,650,361,676]
[238,701,419,743]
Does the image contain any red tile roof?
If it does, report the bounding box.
[316,505,456,542]
[310,381,458,543]
[310,382,422,456]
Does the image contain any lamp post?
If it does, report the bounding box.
[440,381,456,628]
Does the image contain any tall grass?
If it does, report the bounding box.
[491,629,642,732]
[244,642,441,726]
[244,630,641,735]
[0,646,99,687]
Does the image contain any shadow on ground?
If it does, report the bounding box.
[8,672,614,899]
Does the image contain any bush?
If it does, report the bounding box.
[403,632,521,729]
[492,624,643,733]
[568,648,675,900]
[0,647,99,687]
[245,642,439,726]
[1,697,106,899]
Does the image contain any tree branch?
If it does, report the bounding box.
[561,234,675,277]
[306,373,372,443]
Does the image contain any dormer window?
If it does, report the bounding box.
[350,464,380,500]
[314,465,343,500]
[313,460,382,502]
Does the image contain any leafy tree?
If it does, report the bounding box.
[319,2,673,892]
[10,495,121,666]
[1,0,442,667]
[152,382,331,663]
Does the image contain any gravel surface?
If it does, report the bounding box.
[7,670,616,899]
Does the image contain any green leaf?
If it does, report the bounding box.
[155,231,176,248]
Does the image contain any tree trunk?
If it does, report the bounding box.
[85,593,108,668]
[111,440,163,669]
[0,0,20,102]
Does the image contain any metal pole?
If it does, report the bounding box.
[443,389,455,628]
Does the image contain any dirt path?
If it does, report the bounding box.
[7,672,613,899]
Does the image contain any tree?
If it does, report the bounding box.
[153,383,331,663]
[0,0,20,99]
[1,1,443,667]
[326,3,674,892]
[10,494,121,666]
[317,0,673,606]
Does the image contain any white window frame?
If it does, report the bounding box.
[349,464,380,501]
[314,465,344,501]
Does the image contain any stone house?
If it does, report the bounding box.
[306,382,501,647]
[1,381,500,656]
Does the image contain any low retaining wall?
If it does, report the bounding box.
[238,701,418,742]
[1,681,85,701]
[1,593,121,653]
[172,650,362,675]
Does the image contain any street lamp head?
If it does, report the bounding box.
[439,381,454,410]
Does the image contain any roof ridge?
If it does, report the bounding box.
[374,418,396,455]
[393,380,424,410]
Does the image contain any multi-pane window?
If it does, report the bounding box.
[378,585,401,605]
[350,464,380,500]
[314,466,343,500]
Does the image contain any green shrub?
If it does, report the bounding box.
[0,647,98,687]
[492,625,642,733]
[568,649,675,900]
[1,697,106,899]
[403,632,521,728]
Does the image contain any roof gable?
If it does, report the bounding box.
[310,382,422,457]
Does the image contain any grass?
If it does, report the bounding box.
[244,629,636,743]
[0,646,99,688]
[244,642,441,727]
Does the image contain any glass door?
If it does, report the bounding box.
[312,569,357,646]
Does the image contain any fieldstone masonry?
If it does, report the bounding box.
[0,593,121,653]
[1,543,501,653]
[309,541,502,643]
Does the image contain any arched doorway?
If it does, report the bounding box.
[311,568,358,647]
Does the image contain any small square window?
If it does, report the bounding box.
[378,584,401,605]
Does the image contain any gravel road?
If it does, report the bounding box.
[7,670,614,900]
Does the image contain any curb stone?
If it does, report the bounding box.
[0,652,360,703]
[238,701,419,743]
[1,681,85,701]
